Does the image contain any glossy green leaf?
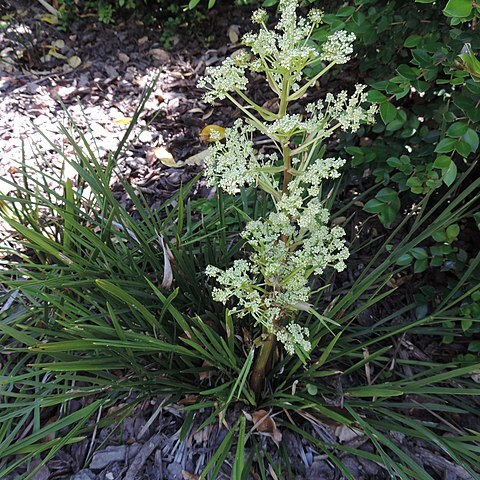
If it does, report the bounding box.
[434,137,457,153]
[411,247,428,260]
[367,90,387,103]
[458,43,480,81]
[443,0,473,17]
[442,161,457,187]
[380,101,397,124]
[396,253,414,266]
[446,223,460,241]
[455,140,472,158]
[404,35,422,48]
[364,198,384,214]
[446,121,469,137]
[414,258,429,273]
[379,205,398,227]
[432,230,447,242]
[462,128,479,152]
[433,155,451,169]
[376,187,398,204]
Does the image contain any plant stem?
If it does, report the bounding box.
[250,332,277,398]
[250,75,292,400]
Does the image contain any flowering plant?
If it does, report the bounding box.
[198,0,377,395]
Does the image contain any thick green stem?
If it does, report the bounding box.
[250,332,277,398]
[249,76,294,400]
[282,144,292,196]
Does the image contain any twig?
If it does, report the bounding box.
[137,396,169,441]
[123,432,163,480]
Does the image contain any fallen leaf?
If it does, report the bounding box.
[331,216,346,226]
[49,49,67,60]
[182,470,199,480]
[40,14,58,24]
[268,465,280,480]
[150,48,170,63]
[193,425,211,444]
[158,234,174,289]
[68,55,81,68]
[202,109,214,120]
[113,117,132,125]
[147,147,183,168]
[184,149,209,166]
[106,403,128,417]
[200,124,225,142]
[335,424,364,443]
[52,39,65,50]
[198,360,213,381]
[177,395,199,406]
[41,415,59,443]
[227,25,240,43]
[251,409,282,443]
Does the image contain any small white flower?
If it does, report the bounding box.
[321,30,356,64]
[276,322,311,355]
[308,9,324,26]
[197,57,248,104]
[204,120,259,194]
[325,84,378,132]
[252,8,268,24]
[302,157,346,196]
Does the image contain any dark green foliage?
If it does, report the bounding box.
[320,0,480,227]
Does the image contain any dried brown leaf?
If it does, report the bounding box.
[331,216,347,226]
[147,147,183,168]
[157,234,174,289]
[182,470,199,480]
[150,48,170,63]
[251,410,282,443]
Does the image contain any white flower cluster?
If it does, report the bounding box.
[308,9,324,26]
[321,30,356,64]
[252,8,268,24]
[276,323,311,355]
[205,260,262,313]
[301,157,346,196]
[243,0,318,76]
[204,120,259,195]
[198,0,379,358]
[206,174,349,354]
[304,85,378,135]
[207,154,349,352]
[325,84,378,132]
[197,57,248,104]
[265,114,303,137]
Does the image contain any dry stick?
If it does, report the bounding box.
[137,395,170,441]
[123,432,163,480]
